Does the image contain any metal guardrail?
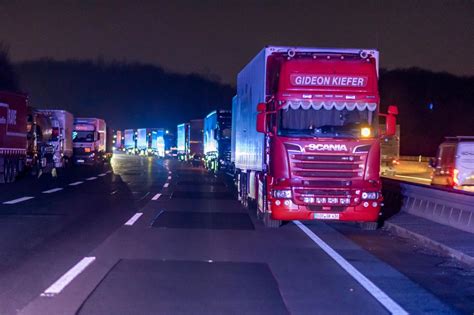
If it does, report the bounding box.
[399,156,433,163]
[382,178,474,234]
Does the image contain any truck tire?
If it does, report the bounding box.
[263,212,282,228]
[359,222,378,230]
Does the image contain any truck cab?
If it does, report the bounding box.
[73,118,106,165]
[431,137,474,187]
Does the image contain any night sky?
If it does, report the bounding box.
[1,0,472,84]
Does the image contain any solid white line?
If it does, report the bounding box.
[97,173,107,177]
[294,221,408,315]
[42,188,63,194]
[3,196,34,204]
[163,183,169,188]
[124,213,143,226]
[69,181,84,186]
[151,193,161,200]
[41,257,96,297]
[85,177,97,181]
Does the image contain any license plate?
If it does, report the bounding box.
[314,213,340,220]
[77,159,85,163]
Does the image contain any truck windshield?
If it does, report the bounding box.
[279,107,376,138]
[73,131,95,142]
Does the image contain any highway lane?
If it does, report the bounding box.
[9,157,473,315]
[0,154,168,315]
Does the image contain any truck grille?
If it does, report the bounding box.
[290,154,364,180]
[289,152,366,207]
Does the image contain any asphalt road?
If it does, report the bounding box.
[0,154,473,314]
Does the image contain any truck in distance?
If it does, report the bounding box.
[37,109,74,168]
[26,107,55,175]
[204,109,232,172]
[72,117,107,165]
[188,119,204,165]
[430,136,474,187]
[123,129,136,154]
[177,123,189,161]
[232,46,398,228]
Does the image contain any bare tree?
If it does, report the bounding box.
[0,42,19,91]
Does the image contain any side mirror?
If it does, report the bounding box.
[429,157,437,168]
[380,105,398,137]
[213,128,219,140]
[256,112,266,133]
[256,102,267,133]
[387,105,399,115]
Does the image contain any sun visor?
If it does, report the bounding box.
[280,100,377,111]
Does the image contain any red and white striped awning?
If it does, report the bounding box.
[280,100,377,112]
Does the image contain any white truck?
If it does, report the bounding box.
[73,117,107,165]
[37,109,74,168]
[431,136,474,187]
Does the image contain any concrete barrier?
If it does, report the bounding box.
[382,179,474,234]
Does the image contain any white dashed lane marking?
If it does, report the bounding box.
[124,213,143,226]
[85,177,97,181]
[69,181,84,186]
[42,188,63,194]
[3,196,35,204]
[163,183,169,188]
[152,193,161,200]
[41,257,96,297]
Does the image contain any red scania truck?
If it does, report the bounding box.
[232,46,398,228]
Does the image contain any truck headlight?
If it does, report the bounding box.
[361,127,371,138]
[273,189,292,199]
[361,192,378,200]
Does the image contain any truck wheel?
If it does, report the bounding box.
[359,222,378,230]
[263,212,282,228]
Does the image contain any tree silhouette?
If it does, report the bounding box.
[0,42,19,91]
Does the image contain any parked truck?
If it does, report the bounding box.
[114,130,123,151]
[26,107,55,175]
[0,91,27,183]
[177,123,189,161]
[136,128,148,155]
[232,46,397,228]
[124,129,136,153]
[72,117,107,165]
[188,119,204,164]
[204,110,232,172]
[37,109,74,168]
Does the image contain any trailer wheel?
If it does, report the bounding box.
[263,212,282,228]
[359,222,378,230]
